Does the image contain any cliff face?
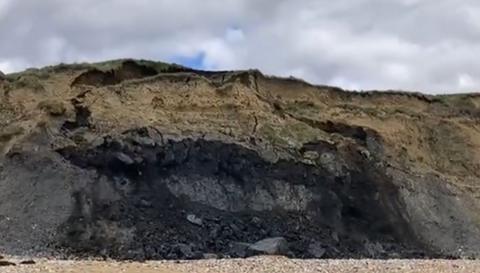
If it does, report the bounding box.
[1,60,480,260]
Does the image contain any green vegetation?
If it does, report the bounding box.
[5,59,185,81]
[4,74,46,92]
[431,93,476,106]
[259,120,327,149]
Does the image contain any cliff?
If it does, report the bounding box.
[1,59,480,259]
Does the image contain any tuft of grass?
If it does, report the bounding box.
[5,75,46,92]
[84,59,185,74]
[430,94,480,117]
[431,94,475,105]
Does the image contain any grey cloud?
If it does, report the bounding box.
[0,0,479,93]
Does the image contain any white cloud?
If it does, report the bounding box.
[225,28,245,43]
[0,0,11,17]
[458,74,478,89]
[384,63,411,82]
[0,61,13,73]
[0,0,480,93]
[0,59,27,73]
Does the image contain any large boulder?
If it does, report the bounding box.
[248,237,290,256]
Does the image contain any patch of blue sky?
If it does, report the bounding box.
[169,52,206,70]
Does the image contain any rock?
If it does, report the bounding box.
[365,241,385,257]
[229,242,252,258]
[251,216,262,225]
[177,244,194,258]
[186,214,203,226]
[20,260,36,265]
[209,225,220,238]
[138,199,153,208]
[359,148,371,160]
[91,137,105,147]
[308,241,326,258]
[0,70,5,80]
[248,237,289,256]
[0,261,16,266]
[175,244,201,259]
[229,223,241,233]
[303,151,319,161]
[202,253,219,259]
[132,136,155,147]
[331,231,339,243]
[115,152,135,165]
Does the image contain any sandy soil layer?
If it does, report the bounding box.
[1,257,479,273]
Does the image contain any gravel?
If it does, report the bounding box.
[1,256,479,273]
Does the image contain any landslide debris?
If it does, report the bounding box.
[1,59,480,260]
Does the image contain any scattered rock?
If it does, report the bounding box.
[359,148,371,160]
[20,260,36,265]
[138,199,153,208]
[229,223,241,233]
[229,242,252,258]
[308,241,326,258]
[202,253,219,259]
[177,244,194,258]
[132,136,155,147]
[251,217,262,225]
[303,151,319,161]
[90,137,105,147]
[331,231,339,243]
[0,260,16,266]
[186,214,203,226]
[248,237,289,256]
[115,152,135,165]
[174,244,201,259]
[365,241,385,257]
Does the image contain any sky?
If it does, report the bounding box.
[1,0,480,93]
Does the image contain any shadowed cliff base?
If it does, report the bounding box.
[55,129,423,260]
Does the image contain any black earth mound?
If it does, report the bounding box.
[54,127,426,260]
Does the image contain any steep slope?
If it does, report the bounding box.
[1,59,480,259]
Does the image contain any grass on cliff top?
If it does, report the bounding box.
[5,59,183,81]
[4,58,480,105]
[89,59,180,72]
[431,93,480,104]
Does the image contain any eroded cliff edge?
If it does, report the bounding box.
[1,60,480,259]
